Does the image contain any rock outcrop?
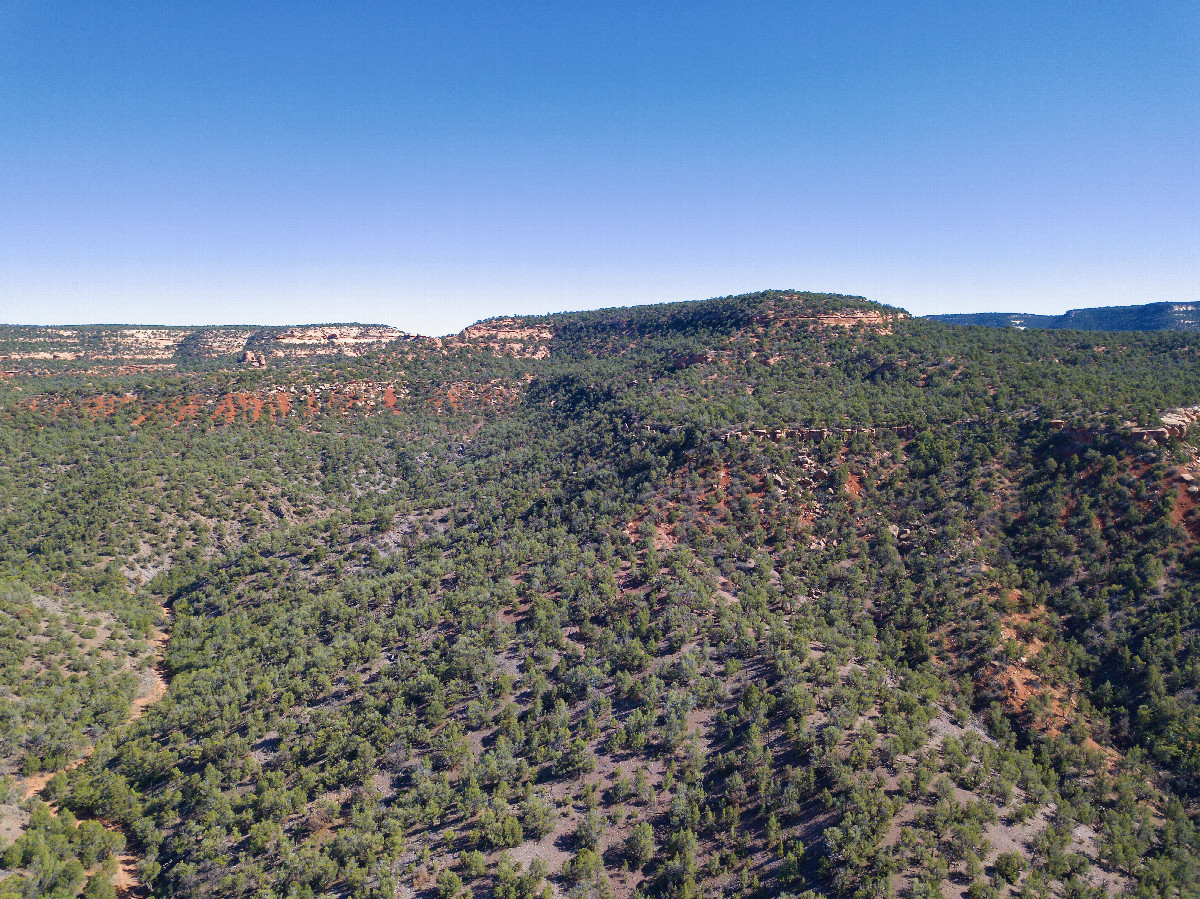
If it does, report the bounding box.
[451,319,554,358]
[175,328,260,358]
[720,424,918,443]
[1160,406,1200,438]
[1048,407,1200,444]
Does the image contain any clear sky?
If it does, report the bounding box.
[2,2,1197,335]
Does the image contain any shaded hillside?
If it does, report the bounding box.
[2,291,1200,899]
[927,302,1200,333]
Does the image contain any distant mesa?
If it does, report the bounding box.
[182,324,414,359]
[0,323,420,368]
[0,326,192,365]
[927,301,1199,332]
[432,294,907,361]
[0,292,912,374]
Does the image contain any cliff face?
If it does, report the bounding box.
[245,324,411,353]
[0,323,417,371]
[1162,405,1200,437]
[1046,406,1200,444]
[789,308,904,330]
[453,319,555,358]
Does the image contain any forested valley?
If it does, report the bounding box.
[2,291,1200,899]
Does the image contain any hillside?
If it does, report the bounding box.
[927,302,1200,333]
[1,290,1200,899]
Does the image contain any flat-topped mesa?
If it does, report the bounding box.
[0,323,424,370]
[0,326,194,362]
[453,318,554,358]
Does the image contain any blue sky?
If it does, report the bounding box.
[2,2,1196,334]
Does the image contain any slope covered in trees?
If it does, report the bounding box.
[2,290,1200,899]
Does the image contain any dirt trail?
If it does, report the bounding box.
[112,847,145,897]
[21,610,171,801]
[111,605,171,898]
[20,747,94,801]
[129,617,170,722]
[19,604,171,898]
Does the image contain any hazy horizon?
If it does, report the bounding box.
[3,2,1197,334]
[5,293,1198,339]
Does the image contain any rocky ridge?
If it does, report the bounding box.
[0,323,416,369]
